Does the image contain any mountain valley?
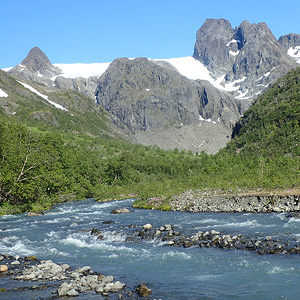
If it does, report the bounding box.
[3,19,300,153]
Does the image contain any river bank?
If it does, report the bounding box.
[170,189,300,213]
[135,188,300,213]
[0,254,146,299]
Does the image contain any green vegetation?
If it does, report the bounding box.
[228,68,300,157]
[0,68,300,214]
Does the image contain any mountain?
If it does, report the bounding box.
[278,33,300,63]
[3,19,300,153]
[95,57,240,153]
[0,69,123,139]
[9,47,62,86]
[193,19,297,103]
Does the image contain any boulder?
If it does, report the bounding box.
[137,283,152,297]
[27,211,44,216]
[111,208,131,214]
[0,265,8,272]
[142,224,152,230]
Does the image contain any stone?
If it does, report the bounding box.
[114,281,125,290]
[57,282,73,296]
[95,285,104,293]
[155,230,161,236]
[111,208,131,214]
[75,266,91,274]
[137,283,152,297]
[27,211,44,216]
[143,223,152,230]
[0,265,8,272]
[164,224,172,231]
[11,260,20,265]
[67,288,79,296]
[103,220,115,224]
[24,256,37,261]
[91,228,101,236]
[61,263,71,272]
[102,275,114,283]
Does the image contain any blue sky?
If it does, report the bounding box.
[1,0,300,68]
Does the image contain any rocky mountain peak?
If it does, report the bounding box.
[21,46,62,77]
[278,33,300,51]
[9,47,62,83]
[193,18,235,76]
[193,19,297,101]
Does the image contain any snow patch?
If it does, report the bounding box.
[0,88,8,98]
[52,62,111,79]
[17,81,68,111]
[199,115,217,124]
[224,77,246,92]
[235,90,252,100]
[154,56,214,82]
[229,50,239,56]
[226,39,241,46]
[287,46,300,63]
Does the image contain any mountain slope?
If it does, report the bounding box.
[228,67,300,156]
[95,57,241,153]
[0,69,122,138]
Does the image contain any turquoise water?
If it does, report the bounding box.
[1,198,300,299]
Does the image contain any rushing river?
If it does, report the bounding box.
[1,198,300,299]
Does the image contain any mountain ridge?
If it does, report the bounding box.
[2,18,300,153]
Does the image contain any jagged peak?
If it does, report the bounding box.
[22,46,51,65]
[9,46,62,78]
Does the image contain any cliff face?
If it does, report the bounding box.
[193,19,297,101]
[95,57,240,153]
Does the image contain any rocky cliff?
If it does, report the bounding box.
[95,57,240,153]
[193,19,297,101]
[9,47,62,86]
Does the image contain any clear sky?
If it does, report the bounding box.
[1,0,300,68]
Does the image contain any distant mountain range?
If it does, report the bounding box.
[2,19,300,153]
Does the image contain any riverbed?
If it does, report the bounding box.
[1,198,300,299]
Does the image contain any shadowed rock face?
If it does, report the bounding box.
[95,57,241,152]
[193,19,297,100]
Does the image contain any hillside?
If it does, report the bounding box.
[0,69,123,138]
[228,67,300,157]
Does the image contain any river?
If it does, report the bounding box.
[1,198,300,299]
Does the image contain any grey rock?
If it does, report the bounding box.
[102,275,114,284]
[57,282,73,296]
[9,47,62,86]
[111,208,131,214]
[96,57,240,153]
[67,288,79,296]
[278,33,300,51]
[75,266,91,274]
[61,263,71,272]
[193,19,297,101]
[143,224,152,230]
